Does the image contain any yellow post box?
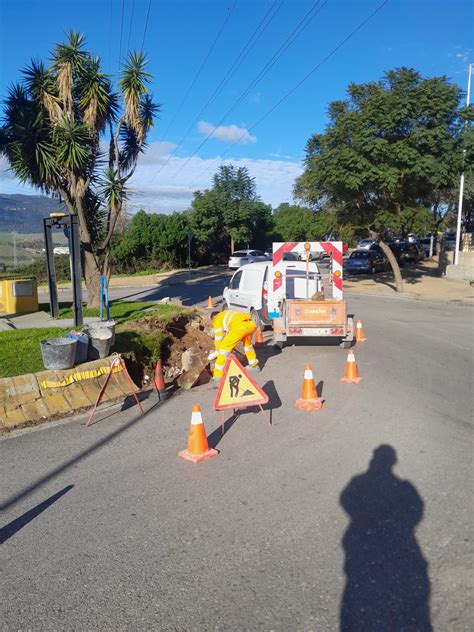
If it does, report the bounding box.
[0,278,39,315]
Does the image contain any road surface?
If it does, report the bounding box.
[1,294,472,630]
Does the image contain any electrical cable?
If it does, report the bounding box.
[169,0,327,180]
[118,0,126,69]
[140,0,153,53]
[191,0,390,185]
[158,0,238,145]
[151,0,283,179]
[126,0,136,53]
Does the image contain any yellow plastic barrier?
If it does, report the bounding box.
[39,363,124,389]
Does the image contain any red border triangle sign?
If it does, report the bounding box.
[213,354,269,411]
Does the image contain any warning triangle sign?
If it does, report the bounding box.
[213,354,269,411]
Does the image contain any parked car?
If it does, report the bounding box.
[228,249,267,269]
[442,232,456,251]
[223,260,322,328]
[357,238,375,250]
[282,251,300,261]
[419,237,434,257]
[264,247,273,259]
[347,249,387,274]
[368,242,403,265]
[399,241,426,262]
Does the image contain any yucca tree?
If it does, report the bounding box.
[0,31,159,306]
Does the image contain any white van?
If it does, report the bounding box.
[223,260,322,328]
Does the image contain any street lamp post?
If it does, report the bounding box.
[454,62,472,265]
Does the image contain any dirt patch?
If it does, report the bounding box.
[117,310,214,387]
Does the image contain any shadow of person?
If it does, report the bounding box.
[340,445,432,632]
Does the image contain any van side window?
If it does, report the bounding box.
[229,270,243,289]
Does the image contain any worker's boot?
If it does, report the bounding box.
[247,364,261,372]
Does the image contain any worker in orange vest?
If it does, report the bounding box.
[208,310,260,380]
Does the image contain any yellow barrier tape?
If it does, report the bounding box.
[40,363,124,389]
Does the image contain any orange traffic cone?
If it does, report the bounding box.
[207,295,214,308]
[295,363,324,410]
[340,351,363,384]
[178,405,219,463]
[355,320,366,342]
[254,327,264,348]
[154,359,166,396]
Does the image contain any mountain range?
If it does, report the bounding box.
[0,194,66,233]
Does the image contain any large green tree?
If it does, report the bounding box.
[0,31,159,306]
[295,67,470,291]
[190,164,272,256]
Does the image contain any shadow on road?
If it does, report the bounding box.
[339,445,432,631]
[1,485,74,544]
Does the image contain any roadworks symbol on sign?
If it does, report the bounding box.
[213,354,269,411]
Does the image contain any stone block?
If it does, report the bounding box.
[42,392,72,416]
[37,370,61,395]
[0,407,26,429]
[62,382,94,409]
[80,378,105,404]
[0,378,19,412]
[21,398,50,422]
[11,374,41,405]
[112,369,135,395]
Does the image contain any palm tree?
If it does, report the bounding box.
[0,31,159,306]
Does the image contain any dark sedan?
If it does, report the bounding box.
[346,249,387,274]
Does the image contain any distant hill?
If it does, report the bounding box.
[0,194,66,233]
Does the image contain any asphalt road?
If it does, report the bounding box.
[37,261,334,309]
[1,294,473,630]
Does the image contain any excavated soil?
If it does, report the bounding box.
[119,310,214,387]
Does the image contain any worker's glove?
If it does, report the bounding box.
[207,351,218,361]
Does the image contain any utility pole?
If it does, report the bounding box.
[454,62,472,265]
[13,231,17,268]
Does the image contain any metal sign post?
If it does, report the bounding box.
[187,232,193,279]
[43,214,83,327]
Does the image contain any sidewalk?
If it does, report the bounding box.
[344,259,474,305]
[37,266,230,295]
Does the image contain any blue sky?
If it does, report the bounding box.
[0,0,472,213]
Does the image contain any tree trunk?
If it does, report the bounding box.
[82,248,102,308]
[230,235,234,255]
[379,240,404,292]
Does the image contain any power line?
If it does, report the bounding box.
[189,0,284,129]
[158,0,239,145]
[126,0,136,53]
[118,0,126,70]
[192,0,390,184]
[169,0,328,180]
[107,0,113,74]
[140,0,152,53]
[151,0,281,178]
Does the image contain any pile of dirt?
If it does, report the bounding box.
[119,309,214,387]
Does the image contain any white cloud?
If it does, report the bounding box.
[197,120,256,145]
[1,145,304,214]
[127,147,303,213]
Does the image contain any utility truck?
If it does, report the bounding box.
[268,241,354,349]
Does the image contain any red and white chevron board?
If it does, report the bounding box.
[271,241,343,300]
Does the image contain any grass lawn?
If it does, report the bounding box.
[1,302,188,378]
[0,327,69,378]
[39,299,184,326]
